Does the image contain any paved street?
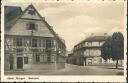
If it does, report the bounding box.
[5,63,123,75]
[51,64,124,75]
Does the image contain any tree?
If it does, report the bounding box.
[101,32,124,68]
[111,32,124,68]
[101,36,112,61]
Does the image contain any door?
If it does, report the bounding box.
[17,57,23,69]
[47,52,51,62]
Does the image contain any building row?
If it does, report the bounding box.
[4,4,66,70]
[66,35,123,66]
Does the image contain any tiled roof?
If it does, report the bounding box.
[4,6,22,30]
[5,6,22,15]
[84,36,109,42]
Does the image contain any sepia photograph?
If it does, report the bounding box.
[1,0,127,82]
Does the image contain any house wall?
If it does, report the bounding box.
[72,40,122,66]
[5,35,66,70]
[6,19,54,37]
[84,49,101,57]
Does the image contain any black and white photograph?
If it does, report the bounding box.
[1,0,127,82]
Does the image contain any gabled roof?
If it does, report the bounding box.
[5,4,66,47]
[26,5,66,47]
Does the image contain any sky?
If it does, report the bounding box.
[4,2,125,51]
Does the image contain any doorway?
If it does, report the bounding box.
[17,57,23,69]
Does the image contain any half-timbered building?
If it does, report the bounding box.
[4,5,66,70]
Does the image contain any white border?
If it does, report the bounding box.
[1,0,127,82]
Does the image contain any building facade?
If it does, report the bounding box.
[4,5,66,70]
[67,36,123,66]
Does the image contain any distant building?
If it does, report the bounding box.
[66,51,74,64]
[67,35,123,66]
[4,4,66,70]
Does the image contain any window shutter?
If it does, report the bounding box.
[35,24,38,30]
[24,38,26,46]
[26,23,29,30]
[29,38,31,47]
[52,40,54,47]
[39,39,41,47]
[43,40,46,48]
[13,37,16,46]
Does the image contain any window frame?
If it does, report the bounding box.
[29,23,36,30]
[16,37,23,46]
[32,38,38,47]
[24,57,28,64]
[46,39,52,48]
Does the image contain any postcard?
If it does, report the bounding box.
[1,0,127,82]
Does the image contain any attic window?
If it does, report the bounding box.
[27,22,38,30]
[27,22,35,30]
[28,8,35,15]
[29,23,35,30]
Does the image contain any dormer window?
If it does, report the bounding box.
[28,8,35,15]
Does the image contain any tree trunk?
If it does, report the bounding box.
[116,60,119,69]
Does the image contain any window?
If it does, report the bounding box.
[27,22,38,30]
[16,38,22,46]
[24,57,28,64]
[46,40,52,48]
[47,57,51,62]
[47,54,51,62]
[17,49,23,53]
[29,23,36,30]
[32,39,37,47]
[28,8,35,15]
